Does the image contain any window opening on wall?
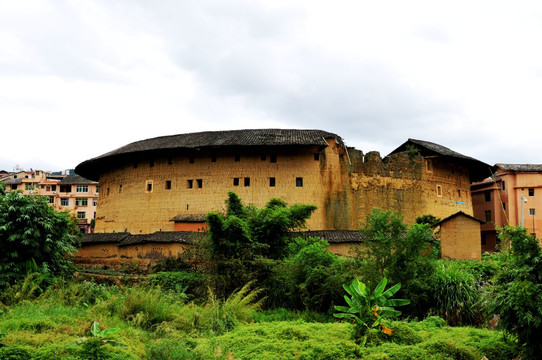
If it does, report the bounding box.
[187,180,193,189]
[60,185,71,193]
[270,154,277,163]
[150,160,154,167]
[52,185,57,192]
[426,160,432,172]
[296,177,303,187]
[47,196,54,204]
[503,203,506,211]
[93,199,98,206]
[75,198,88,206]
[211,155,216,162]
[269,177,275,187]
[107,187,110,196]
[168,158,173,165]
[314,153,320,161]
[189,156,194,164]
[485,210,492,222]
[233,178,239,186]
[10,184,17,190]
[234,154,240,162]
[261,155,266,161]
[77,212,86,219]
[146,181,153,192]
[61,198,69,206]
[457,190,461,197]
[529,188,534,196]
[436,185,442,196]
[501,181,505,191]
[119,184,122,193]
[451,166,455,174]
[196,179,203,188]
[244,177,250,187]
[530,208,535,216]
[165,180,171,190]
[484,191,491,202]
[76,185,89,193]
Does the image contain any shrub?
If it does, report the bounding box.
[148,271,208,300]
[0,346,32,360]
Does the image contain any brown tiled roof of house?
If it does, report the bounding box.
[75,129,343,180]
[292,230,367,243]
[2,178,22,185]
[81,232,130,244]
[496,163,542,173]
[432,211,484,227]
[58,174,97,185]
[81,231,199,246]
[387,138,493,182]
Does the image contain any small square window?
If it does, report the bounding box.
[436,185,442,196]
[119,184,122,193]
[485,210,492,222]
[529,208,535,216]
[165,180,171,190]
[197,179,203,188]
[269,177,276,187]
[235,154,240,162]
[244,177,250,187]
[529,188,534,196]
[270,155,277,163]
[314,153,320,161]
[426,160,432,172]
[233,178,239,186]
[296,177,303,187]
[484,191,491,202]
[187,180,193,189]
[77,212,86,219]
[189,156,195,164]
[146,182,153,192]
[61,198,69,206]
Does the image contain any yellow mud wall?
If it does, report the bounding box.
[95,144,341,234]
[439,216,481,260]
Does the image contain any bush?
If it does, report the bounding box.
[148,271,208,301]
[0,346,32,360]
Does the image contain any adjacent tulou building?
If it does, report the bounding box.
[75,129,490,263]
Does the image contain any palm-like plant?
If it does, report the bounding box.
[334,278,409,343]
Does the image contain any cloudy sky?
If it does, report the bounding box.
[1,0,542,172]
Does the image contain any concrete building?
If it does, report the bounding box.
[472,164,542,251]
[1,171,98,233]
[74,129,490,264]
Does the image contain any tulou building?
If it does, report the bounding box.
[75,129,490,263]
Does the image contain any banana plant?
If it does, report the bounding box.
[334,278,409,344]
[67,321,126,348]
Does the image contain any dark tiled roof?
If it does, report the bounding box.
[81,231,198,246]
[170,214,207,222]
[75,129,342,180]
[496,164,542,173]
[2,178,22,185]
[81,232,130,244]
[292,230,367,243]
[387,138,493,182]
[58,174,97,185]
[433,211,484,227]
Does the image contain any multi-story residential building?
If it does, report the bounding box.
[1,171,98,233]
[471,164,542,251]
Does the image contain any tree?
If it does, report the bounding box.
[490,226,542,360]
[0,184,80,288]
[207,192,316,260]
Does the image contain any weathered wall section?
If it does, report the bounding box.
[439,215,482,260]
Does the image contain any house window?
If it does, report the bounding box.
[76,185,89,193]
[457,190,461,197]
[92,199,98,206]
[75,198,88,206]
[25,184,34,190]
[244,177,250,187]
[107,187,110,196]
[60,185,71,193]
[503,203,506,211]
[261,155,266,161]
[61,198,69,206]
[165,180,172,190]
[530,208,535,216]
[47,197,54,204]
[296,177,303,187]
[436,185,442,197]
[94,186,98,193]
[77,212,86,219]
[211,155,217,162]
[150,160,154,167]
[52,185,57,192]
[484,191,491,202]
[234,154,240,162]
[529,188,534,196]
[270,155,277,163]
[189,156,195,164]
[187,180,193,189]
[196,179,203,188]
[146,181,153,192]
[233,178,239,186]
[119,184,123,193]
[10,184,17,190]
[314,153,320,161]
[270,177,276,187]
[426,160,432,172]
[485,210,492,222]
[501,181,505,191]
